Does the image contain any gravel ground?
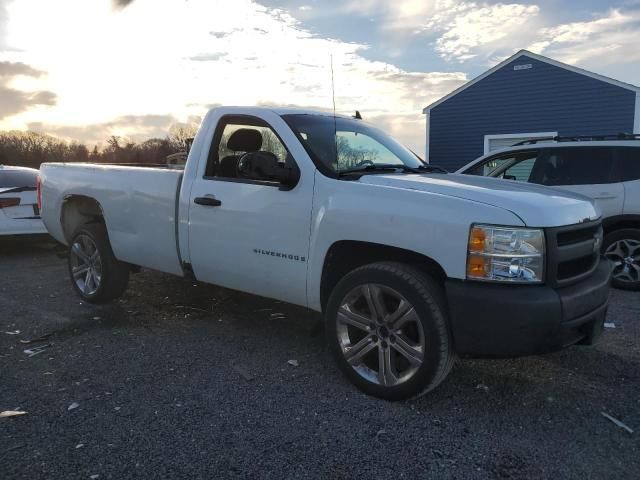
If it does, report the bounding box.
[1,237,639,480]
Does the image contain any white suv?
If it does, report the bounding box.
[457,136,640,290]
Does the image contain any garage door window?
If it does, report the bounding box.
[484,132,557,154]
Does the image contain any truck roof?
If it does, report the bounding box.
[209,105,353,119]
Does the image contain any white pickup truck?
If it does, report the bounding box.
[39,106,611,400]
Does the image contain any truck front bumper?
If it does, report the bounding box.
[445,259,611,357]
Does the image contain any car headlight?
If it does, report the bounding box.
[467,225,545,283]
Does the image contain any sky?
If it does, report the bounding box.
[0,0,639,155]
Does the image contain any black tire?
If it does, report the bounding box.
[325,262,455,401]
[603,228,640,291]
[67,223,130,303]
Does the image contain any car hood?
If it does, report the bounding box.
[358,173,599,227]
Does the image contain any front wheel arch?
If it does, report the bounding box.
[319,241,448,312]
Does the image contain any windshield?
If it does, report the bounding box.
[283,114,423,174]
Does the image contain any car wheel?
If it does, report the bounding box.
[603,228,640,291]
[68,222,130,303]
[325,262,455,401]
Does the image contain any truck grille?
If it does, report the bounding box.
[546,220,603,287]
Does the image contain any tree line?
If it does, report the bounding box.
[0,125,197,170]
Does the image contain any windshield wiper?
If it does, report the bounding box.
[412,164,449,174]
[337,164,447,176]
[337,165,402,176]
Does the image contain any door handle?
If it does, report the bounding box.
[593,193,616,199]
[194,196,222,207]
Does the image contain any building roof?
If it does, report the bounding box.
[422,49,640,114]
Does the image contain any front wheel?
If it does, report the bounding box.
[603,228,640,291]
[68,223,130,303]
[325,262,455,401]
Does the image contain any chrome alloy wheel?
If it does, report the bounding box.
[605,238,640,285]
[69,234,102,296]
[336,284,425,387]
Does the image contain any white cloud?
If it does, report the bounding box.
[340,0,541,62]
[342,0,438,31]
[0,0,467,153]
[27,114,183,146]
[433,3,540,62]
[529,9,640,69]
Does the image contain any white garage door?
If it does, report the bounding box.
[484,132,557,154]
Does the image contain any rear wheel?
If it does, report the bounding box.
[326,262,455,400]
[68,223,129,303]
[604,228,640,291]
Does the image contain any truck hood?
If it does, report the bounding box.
[358,173,599,227]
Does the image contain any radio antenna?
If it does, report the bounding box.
[330,54,338,168]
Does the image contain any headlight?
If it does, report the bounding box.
[467,225,545,283]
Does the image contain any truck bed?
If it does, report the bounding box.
[40,163,184,276]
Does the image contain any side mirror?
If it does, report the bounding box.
[237,151,299,189]
[503,174,517,181]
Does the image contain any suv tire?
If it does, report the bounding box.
[603,228,640,291]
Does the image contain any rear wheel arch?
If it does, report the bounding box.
[61,195,105,243]
[319,240,447,312]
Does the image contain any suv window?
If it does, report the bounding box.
[616,147,640,182]
[0,169,38,188]
[467,150,539,182]
[529,147,616,186]
[205,116,295,183]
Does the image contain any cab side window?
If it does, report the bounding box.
[206,116,296,183]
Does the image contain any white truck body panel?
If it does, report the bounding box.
[357,173,599,228]
[40,164,184,276]
[305,172,525,310]
[551,183,624,219]
[40,106,601,311]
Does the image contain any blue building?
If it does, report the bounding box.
[423,50,640,171]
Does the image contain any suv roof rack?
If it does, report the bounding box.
[512,133,640,146]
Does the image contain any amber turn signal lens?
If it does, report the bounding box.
[468,227,487,252]
[467,255,487,278]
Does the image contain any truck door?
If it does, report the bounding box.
[187,114,313,306]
